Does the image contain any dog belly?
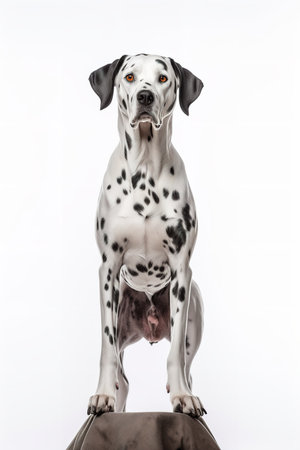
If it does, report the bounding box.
[117,284,170,349]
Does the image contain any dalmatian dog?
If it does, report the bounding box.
[87,53,206,418]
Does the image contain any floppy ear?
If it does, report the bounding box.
[170,58,203,115]
[89,55,127,110]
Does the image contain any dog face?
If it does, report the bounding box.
[89,54,203,128]
[115,54,178,129]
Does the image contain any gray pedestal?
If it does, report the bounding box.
[67,412,221,450]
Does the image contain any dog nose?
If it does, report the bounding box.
[137,90,154,106]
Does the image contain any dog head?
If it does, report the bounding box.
[89,54,203,130]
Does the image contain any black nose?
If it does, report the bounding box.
[137,90,154,106]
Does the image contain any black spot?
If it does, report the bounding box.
[149,177,155,187]
[122,99,127,110]
[172,281,178,297]
[124,146,127,160]
[102,253,107,262]
[188,249,191,258]
[172,190,180,200]
[104,234,108,244]
[140,183,146,190]
[147,135,151,142]
[171,270,177,280]
[182,203,192,231]
[104,283,109,291]
[192,219,196,228]
[169,246,175,254]
[136,263,147,272]
[148,261,153,268]
[122,169,126,180]
[113,289,119,311]
[106,301,111,308]
[163,188,169,198]
[96,218,99,230]
[144,196,150,205]
[100,218,105,230]
[107,274,111,281]
[171,317,174,327]
[186,336,191,348]
[142,172,146,178]
[104,326,109,335]
[170,166,175,175]
[145,82,151,86]
[117,177,122,184]
[150,125,153,138]
[123,189,128,195]
[131,171,142,189]
[107,184,111,190]
[112,242,119,252]
[152,191,159,203]
[153,265,159,271]
[133,203,144,213]
[109,334,113,345]
[166,220,186,253]
[155,58,168,71]
[119,246,123,253]
[178,286,186,302]
[148,271,153,275]
[116,198,121,204]
[125,131,132,150]
[128,268,138,276]
[161,215,168,221]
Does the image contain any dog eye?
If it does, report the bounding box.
[159,75,168,83]
[125,73,134,82]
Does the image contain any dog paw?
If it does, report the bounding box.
[87,394,115,415]
[171,395,207,418]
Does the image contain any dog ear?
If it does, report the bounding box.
[89,55,128,110]
[169,58,203,116]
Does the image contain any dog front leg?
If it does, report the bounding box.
[167,264,206,417]
[88,262,121,415]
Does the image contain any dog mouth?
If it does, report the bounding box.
[130,111,162,129]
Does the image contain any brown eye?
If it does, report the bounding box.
[126,74,134,82]
[159,75,168,83]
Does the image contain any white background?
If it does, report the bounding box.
[0,1,299,449]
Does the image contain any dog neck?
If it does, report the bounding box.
[117,110,173,179]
